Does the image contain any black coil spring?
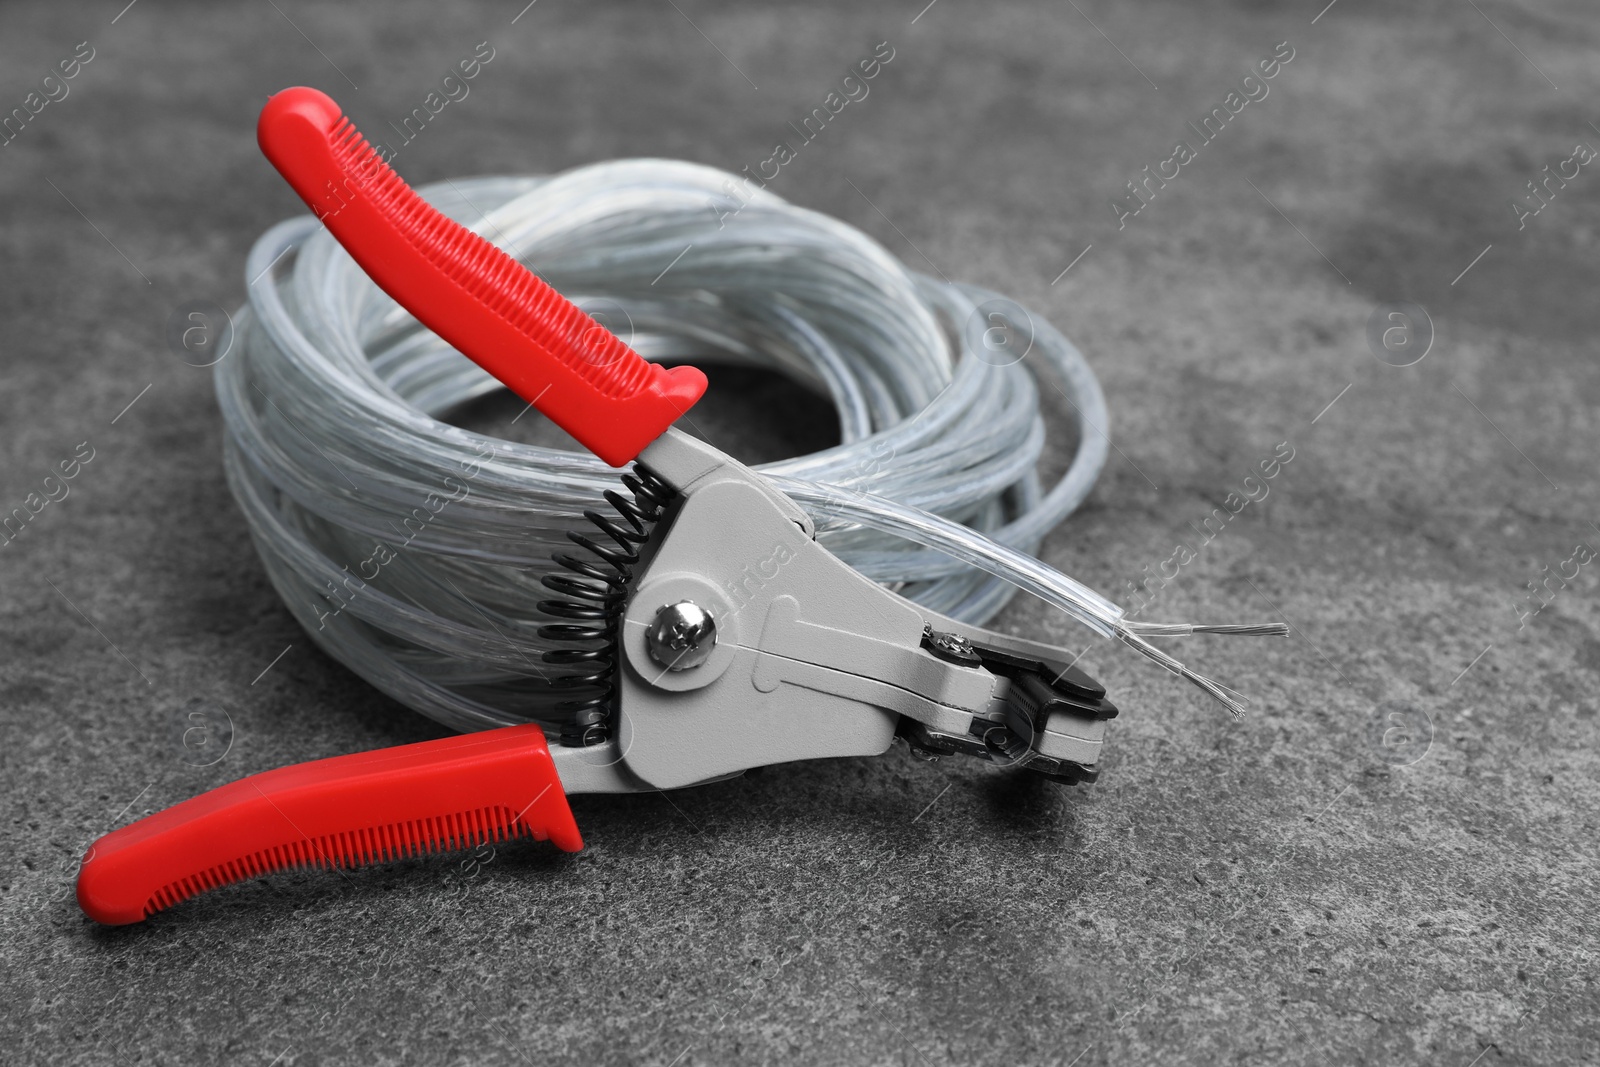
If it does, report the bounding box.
[536,464,675,746]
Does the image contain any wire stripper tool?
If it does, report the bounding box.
[80,88,1222,925]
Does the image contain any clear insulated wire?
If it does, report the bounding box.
[217,160,1268,735]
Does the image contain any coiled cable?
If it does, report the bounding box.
[218,160,1272,735]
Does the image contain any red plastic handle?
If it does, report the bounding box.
[76,724,581,925]
[256,86,706,467]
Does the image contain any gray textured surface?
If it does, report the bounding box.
[3,0,1598,1063]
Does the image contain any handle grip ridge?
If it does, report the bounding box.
[257,86,705,466]
[76,724,581,925]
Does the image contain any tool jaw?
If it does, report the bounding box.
[910,610,1115,780]
[569,428,1112,794]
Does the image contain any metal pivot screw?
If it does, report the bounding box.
[646,601,717,671]
[921,626,982,667]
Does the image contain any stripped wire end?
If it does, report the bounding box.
[1118,621,1291,639]
[1113,619,1288,720]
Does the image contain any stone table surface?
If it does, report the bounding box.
[1,0,1596,1064]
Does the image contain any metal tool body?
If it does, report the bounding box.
[553,428,1113,797]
